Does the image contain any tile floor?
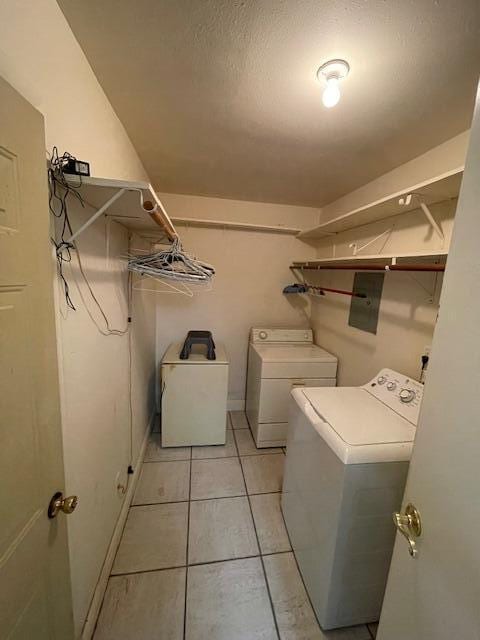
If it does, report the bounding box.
[94,411,378,640]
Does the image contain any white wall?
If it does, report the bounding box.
[319,131,468,224]
[0,1,155,637]
[309,265,444,386]
[54,210,156,633]
[0,0,146,182]
[155,193,319,408]
[308,133,464,385]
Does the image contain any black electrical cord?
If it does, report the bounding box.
[48,147,85,310]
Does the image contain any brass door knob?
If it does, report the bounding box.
[48,492,79,519]
[393,503,422,557]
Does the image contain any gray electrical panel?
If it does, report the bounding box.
[348,272,385,334]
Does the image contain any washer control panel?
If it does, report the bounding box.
[250,327,313,343]
[365,368,424,425]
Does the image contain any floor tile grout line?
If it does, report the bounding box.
[104,416,284,638]
[260,549,292,559]
[237,452,281,640]
[144,458,191,463]
[145,451,283,464]
[110,551,294,578]
[195,450,283,459]
[182,443,193,640]
[92,446,150,638]
[130,489,283,508]
[232,427,239,457]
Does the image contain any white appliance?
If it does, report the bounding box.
[246,328,337,448]
[281,368,423,630]
[161,342,229,446]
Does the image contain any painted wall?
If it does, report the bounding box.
[306,131,468,387]
[54,210,156,634]
[0,1,154,636]
[0,0,146,182]
[155,193,319,409]
[319,131,468,224]
[309,267,444,387]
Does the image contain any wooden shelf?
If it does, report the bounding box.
[297,168,463,239]
[292,250,448,270]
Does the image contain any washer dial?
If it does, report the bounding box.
[399,388,416,403]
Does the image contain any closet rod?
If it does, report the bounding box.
[311,285,366,298]
[294,264,445,272]
[283,282,366,298]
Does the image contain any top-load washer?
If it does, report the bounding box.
[281,368,423,630]
[246,328,338,448]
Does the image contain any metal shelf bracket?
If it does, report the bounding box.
[399,194,444,244]
[65,187,128,245]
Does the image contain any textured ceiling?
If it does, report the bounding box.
[58,0,480,207]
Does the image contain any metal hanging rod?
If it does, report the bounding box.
[283,283,366,298]
[310,285,366,298]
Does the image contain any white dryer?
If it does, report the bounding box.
[281,368,424,630]
[246,328,337,448]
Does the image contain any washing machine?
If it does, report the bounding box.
[246,328,337,448]
[281,368,424,629]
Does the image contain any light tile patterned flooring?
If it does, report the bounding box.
[94,412,378,640]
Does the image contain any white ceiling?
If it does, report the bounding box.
[58,0,480,207]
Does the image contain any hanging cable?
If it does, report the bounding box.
[48,147,130,335]
[48,147,85,310]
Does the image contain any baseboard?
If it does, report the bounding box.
[80,411,154,640]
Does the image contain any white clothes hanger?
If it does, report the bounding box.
[128,237,214,285]
[132,274,194,297]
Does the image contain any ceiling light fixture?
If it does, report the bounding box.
[317,59,350,108]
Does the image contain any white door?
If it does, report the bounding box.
[378,86,480,639]
[0,76,74,638]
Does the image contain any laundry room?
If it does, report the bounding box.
[1,2,480,640]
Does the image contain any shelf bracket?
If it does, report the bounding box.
[65,187,127,245]
[419,201,444,244]
[399,194,444,245]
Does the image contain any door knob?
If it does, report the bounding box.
[48,491,79,519]
[393,503,422,558]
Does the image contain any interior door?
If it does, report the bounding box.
[0,76,74,638]
[377,86,480,639]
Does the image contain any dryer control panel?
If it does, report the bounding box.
[250,328,313,343]
[365,368,424,425]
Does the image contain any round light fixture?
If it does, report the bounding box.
[317,59,350,108]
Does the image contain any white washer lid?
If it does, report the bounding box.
[253,344,337,364]
[293,387,416,464]
[162,342,228,364]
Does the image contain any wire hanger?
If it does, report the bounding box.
[132,274,195,297]
[127,237,215,285]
